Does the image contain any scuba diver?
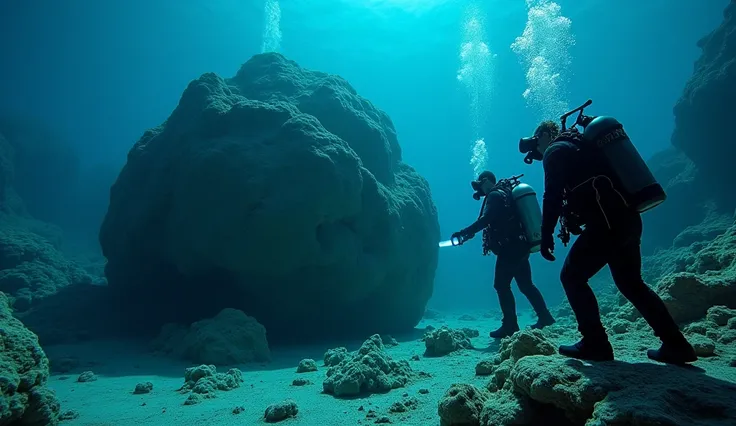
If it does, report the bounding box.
[451,171,555,338]
[518,99,697,365]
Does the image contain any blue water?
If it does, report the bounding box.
[0,0,727,329]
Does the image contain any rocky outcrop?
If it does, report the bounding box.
[671,0,736,208]
[99,52,440,342]
[151,308,271,365]
[178,364,244,405]
[510,355,736,425]
[437,327,736,426]
[0,227,92,311]
[323,334,412,397]
[423,326,473,357]
[641,148,710,255]
[0,292,61,425]
[642,209,733,283]
[654,222,736,323]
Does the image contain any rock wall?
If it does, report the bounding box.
[672,0,736,208]
[99,53,440,343]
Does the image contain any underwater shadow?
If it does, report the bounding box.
[470,342,502,354]
[562,358,736,423]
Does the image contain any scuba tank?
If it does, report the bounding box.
[511,182,542,253]
[478,174,542,255]
[559,100,666,213]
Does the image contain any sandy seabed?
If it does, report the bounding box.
[47,309,736,426]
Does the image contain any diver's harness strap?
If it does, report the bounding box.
[479,176,525,256]
[552,128,630,246]
[550,129,586,247]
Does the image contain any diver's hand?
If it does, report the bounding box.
[541,234,556,261]
[451,230,474,246]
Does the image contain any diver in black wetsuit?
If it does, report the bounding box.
[452,171,555,339]
[526,119,696,364]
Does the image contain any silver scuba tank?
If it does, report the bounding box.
[582,116,666,213]
[511,183,542,253]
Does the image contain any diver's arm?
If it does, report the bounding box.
[460,191,505,236]
[541,144,569,237]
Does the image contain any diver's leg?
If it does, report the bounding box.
[558,229,614,361]
[608,216,697,364]
[489,254,521,338]
[513,255,555,328]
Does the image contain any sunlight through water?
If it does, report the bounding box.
[261,0,282,53]
[457,1,495,178]
[511,0,575,122]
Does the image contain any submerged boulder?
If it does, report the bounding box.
[99,52,440,342]
[151,308,271,365]
[323,334,412,397]
[423,326,473,357]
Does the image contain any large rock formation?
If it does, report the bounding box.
[99,53,440,342]
[672,0,736,208]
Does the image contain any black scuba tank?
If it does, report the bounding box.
[581,116,666,213]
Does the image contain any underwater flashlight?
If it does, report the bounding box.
[438,236,463,248]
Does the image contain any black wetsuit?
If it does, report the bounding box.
[542,140,683,343]
[461,188,551,325]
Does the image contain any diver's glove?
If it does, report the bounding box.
[541,233,556,262]
[451,230,475,246]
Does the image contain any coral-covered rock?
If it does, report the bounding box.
[76,371,97,383]
[0,227,92,311]
[323,334,412,397]
[151,308,270,365]
[264,399,298,423]
[510,355,736,425]
[99,52,440,342]
[423,326,473,357]
[643,209,733,283]
[684,305,736,351]
[475,359,494,376]
[179,364,243,400]
[437,383,488,426]
[656,223,736,323]
[133,382,153,394]
[672,0,736,207]
[498,329,555,363]
[296,359,317,373]
[707,305,736,326]
[0,292,60,425]
[323,347,348,367]
[487,329,556,392]
[479,390,532,426]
